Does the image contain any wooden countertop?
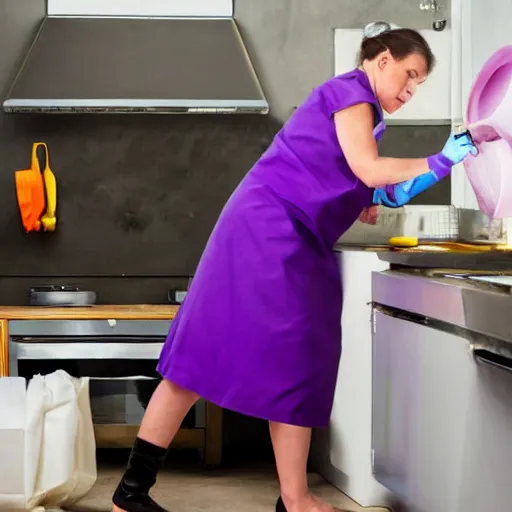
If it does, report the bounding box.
[0,304,179,320]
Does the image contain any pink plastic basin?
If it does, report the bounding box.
[464,45,512,218]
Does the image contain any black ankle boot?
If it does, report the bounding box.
[276,496,286,512]
[112,484,168,512]
[112,437,169,512]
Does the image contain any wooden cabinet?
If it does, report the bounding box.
[47,0,233,17]
[333,28,452,124]
[0,320,7,377]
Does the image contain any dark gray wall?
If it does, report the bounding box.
[0,0,450,303]
[0,115,280,277]
[380,125,451,205]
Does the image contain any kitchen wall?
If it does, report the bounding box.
[0,0,451,468]
[0,0,450,302]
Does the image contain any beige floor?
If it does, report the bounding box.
[70,463,367,512]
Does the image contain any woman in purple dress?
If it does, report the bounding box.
[112,28,476,512]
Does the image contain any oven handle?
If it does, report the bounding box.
[12,341,164,360]
[472,347,512,374]
[89,376,159,381]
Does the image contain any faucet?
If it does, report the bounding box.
[419,0,447,31]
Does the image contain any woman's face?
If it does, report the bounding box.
[373,51,428,114]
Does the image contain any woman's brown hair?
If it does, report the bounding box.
[358,28,436,74]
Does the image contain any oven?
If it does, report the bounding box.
[8,318,222,466]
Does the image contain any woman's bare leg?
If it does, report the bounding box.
[112,379,199,512]
[138,378,199,447]
[270,421,335,512]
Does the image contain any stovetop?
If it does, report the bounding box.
[30,284,81,293]
[27,285,188,307]
[29,284,97,307]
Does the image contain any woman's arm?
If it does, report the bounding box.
[334,103,476,190]
[334,103,429,187]
[359,205,378,225]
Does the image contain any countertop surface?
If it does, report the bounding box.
[0,304,179,320]
[335,242,510,253]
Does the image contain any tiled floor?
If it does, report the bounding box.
[70,462,367,512]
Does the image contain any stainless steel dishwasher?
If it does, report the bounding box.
[7,319,219,464]
[371,270,512,512]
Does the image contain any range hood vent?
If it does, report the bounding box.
[3,16,269,114]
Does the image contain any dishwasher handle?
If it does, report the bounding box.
[473,348,512,374]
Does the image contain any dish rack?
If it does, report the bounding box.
[381,205,459,241]
[337,205,508,246]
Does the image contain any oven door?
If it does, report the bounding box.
[9,335,204,447]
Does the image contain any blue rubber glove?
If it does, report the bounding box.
[428,132,478,180]
[441,132,478,164]
[373,131,478,208]
[373,172,438,207]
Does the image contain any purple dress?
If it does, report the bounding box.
[157,69,386,428]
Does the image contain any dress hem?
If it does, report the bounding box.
[156,367,330,430]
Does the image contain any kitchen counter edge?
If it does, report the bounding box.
[0,304,179,320]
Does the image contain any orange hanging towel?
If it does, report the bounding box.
[15,142,57,233]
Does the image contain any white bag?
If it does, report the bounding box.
[0,370,97,511]
[0,377,28,510]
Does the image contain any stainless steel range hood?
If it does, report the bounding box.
[3,16,269,114]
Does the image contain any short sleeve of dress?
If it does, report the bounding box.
[319,70,382,120]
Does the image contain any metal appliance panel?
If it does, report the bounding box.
[372,270,512,344]
[372,310,476,512]
[372,271,512,511]
[4,17,269,114]
[12,341,164,362]
[9,319,171,337]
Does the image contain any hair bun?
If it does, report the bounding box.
[363,21,401,38]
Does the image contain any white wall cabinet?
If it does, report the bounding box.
[47,0,233,17]
[334,28,452,124]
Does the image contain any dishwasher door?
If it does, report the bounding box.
[372,309,512,512]
[371,310,475,511]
